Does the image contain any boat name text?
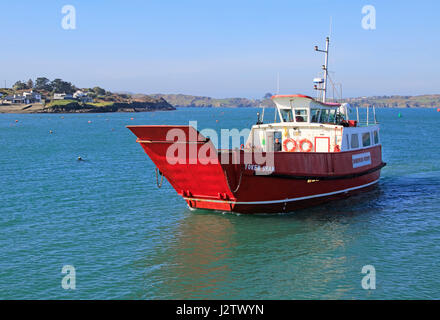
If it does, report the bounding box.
[246,164,275,173]
[352,152,372,168]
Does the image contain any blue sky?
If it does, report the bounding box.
[0,0,439,98]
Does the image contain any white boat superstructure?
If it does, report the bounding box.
[245,36,380,155]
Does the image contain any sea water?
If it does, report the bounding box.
[0,107,439,299]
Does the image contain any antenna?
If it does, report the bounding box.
[329,16,332,38]
[314,37,330,103]
[276,72,279,94]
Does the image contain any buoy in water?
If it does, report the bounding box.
[398,113,402,118]
[88,120,92,123]
[77,156,83,161]
[130,117,134,120]
[15,120,18,123]
[437,108,440,112]
[49,130,53,134]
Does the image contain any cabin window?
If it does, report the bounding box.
[319,109,330,123]
[345,134,350,149]
[280,109,293,122]
[294,109,308,122]
[362,132,371,147]
[373,130,379,144]
[328,109,337,123]
[351,134,359,148]
[310,108,321,123]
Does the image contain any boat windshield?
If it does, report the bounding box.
[311,108,321,123]
[280,109,293,122]
[279,106,344,124]
[294,109,308,122]
[319,109,330,123]
[328,109,337,123]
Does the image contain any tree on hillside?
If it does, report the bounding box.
[263,92,273,99]
[35,77,53,91]
[51,78,75,94]
[13,81,28,91]
[26,79,34,89]
[93,86,106,96]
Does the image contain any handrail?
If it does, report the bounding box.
[355,106,378,126]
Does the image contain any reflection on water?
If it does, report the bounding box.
[142,187,386,299]
[165,213,236,298]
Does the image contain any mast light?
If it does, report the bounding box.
[313,78,324,84]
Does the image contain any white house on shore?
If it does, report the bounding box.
[73,90,93,102]
[53,93,74,100]
[23,90,41,102]
[4,90,41,104]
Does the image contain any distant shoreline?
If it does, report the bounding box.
[0,103,45,114]
[2,94,440,114]
[0,80,176,113]
[0,101,175,114]
[150,93,440,109]
[1,104,437,114]
[2,76,440,112]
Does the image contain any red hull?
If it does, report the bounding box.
[128,125,385,214]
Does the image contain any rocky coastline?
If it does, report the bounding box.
[0,98,175,114]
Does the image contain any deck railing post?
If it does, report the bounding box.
[373,106,377,124]
[367,106,369,126]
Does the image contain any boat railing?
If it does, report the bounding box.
[355,105,379,126]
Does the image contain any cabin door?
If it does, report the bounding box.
[265,130,275,152]
[315,137,330,152]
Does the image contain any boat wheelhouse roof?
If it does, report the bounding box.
[271,94,341,109]
[269,94,349,125]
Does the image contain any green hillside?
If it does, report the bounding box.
[149,94,272,108]
[149,93,440,109]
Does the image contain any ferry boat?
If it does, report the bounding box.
[127,37,385,214]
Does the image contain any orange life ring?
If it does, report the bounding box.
[334,144,341,152]
[240,144,244,150]
[283,138,297,152]
[299,139,313,152]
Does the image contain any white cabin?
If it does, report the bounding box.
[245,95,380,153]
